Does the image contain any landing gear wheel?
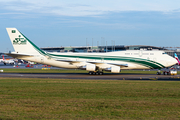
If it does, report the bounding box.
[157,72,161,75]
[88,71,104,75]
[88,72,93,75]
[99,72,103,75]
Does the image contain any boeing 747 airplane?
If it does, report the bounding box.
[6,28,177,75]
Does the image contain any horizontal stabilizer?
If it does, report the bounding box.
[5,53,33,59]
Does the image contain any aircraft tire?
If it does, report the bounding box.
[157,72,161,75]
[88,72,92,75]
[88,72,103,75]
[99,72,103,75]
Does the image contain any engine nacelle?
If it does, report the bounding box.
[111,66,120,73]
[86,64,96,71]
[105,66,120,73]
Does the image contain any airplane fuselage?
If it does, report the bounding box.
[12,50,176,70]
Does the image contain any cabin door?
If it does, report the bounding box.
[41,57,44,63]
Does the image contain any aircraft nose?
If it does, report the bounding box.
[169,57,177,66]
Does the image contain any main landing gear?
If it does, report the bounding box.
[156,70,161,75]
[88,71,104,75]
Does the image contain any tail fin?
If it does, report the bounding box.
[174,53,180,65]
[2,55,5,60]
[6,28,46,55]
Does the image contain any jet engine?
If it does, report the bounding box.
[105,66,120,73]
[86,64,96,71]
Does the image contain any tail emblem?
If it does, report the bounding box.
[13,35,27,45]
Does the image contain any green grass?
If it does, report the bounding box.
[0,78,180,119]
[1,68,88,73]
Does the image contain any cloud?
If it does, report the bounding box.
[1,0,180,17]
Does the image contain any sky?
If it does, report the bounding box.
[1,0,180,52]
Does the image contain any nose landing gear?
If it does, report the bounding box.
[156,69,161,75]
[88,71,104,75]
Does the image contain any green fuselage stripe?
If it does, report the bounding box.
[46,53,165,69]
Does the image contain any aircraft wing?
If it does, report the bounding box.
[55,59,82,64]
[88,62,128,67]
[56,59,128,67]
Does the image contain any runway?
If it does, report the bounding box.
[1,72,180,80]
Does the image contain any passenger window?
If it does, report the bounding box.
[142,53,149,55]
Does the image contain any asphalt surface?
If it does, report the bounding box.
[1,63,180,80]
[0,72,180,80]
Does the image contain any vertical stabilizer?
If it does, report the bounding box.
[2,55,5,60]
[175,53,180,65]
[6,28,45,55]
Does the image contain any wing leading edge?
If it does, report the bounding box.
[56,59,128,68]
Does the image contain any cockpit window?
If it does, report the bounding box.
[162,52,167,54]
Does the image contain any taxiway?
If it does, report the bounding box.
[1,73,180,80]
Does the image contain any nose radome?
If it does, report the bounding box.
[170,57,177,66]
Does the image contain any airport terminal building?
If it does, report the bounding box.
[41,45,180,58]
[1,45,180,58]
